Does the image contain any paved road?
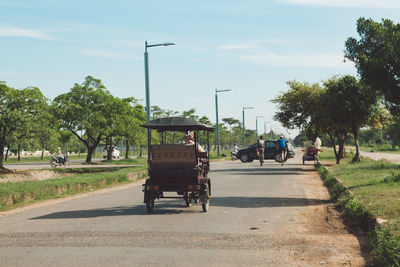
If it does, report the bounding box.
[361,151,400,164]
[0,155,369,266]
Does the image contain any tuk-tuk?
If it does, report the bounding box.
[141,117,214,212]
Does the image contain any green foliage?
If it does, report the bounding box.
[272,80,324,130]
[386,116,400,149]
[0,167,147,210]
[343,198,366,217]
[274,75,386,164]
[370,227,400,266]
[99,157,147,165]
[0,82,50,167]
[52,76,112,162]
[345,17,400,114]
[52,76,146,162]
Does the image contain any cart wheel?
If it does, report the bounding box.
[202,202,209,212]
[145,191,154,212]
[146,198,154,212]
[184,193,192,207]
[200,184,210,212]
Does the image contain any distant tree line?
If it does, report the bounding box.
[1,75,290,171]
[275,17,400,164]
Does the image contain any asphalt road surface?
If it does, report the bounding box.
[0,154,370,266]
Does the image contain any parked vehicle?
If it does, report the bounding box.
[236,140,295,163]
[141,117,214,212]
[102,147,120,159]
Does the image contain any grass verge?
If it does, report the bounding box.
[316,150,400,266]
[97,157,147,165]
[0,166,147,212]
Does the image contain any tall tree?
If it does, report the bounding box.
[323,75,379,162]
[222,117,241,146]
[272,80,347,163]
[106,97,146,159]
[345,17,400,114]
[0,82,48,171]
[53,76,113,163]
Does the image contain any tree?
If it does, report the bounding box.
[273,77,385,163]
[222,117,241,146]
[345,17,400,114]
[0,82,48,171]
[293,131,308,147]
[387,116,400,149]
[53,76,113,163]
[273,80,349,164]
[323,75,379,162]
[181,108,199,120]
[110,98,146,159]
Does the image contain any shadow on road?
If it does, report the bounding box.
[211,167,311,176]
[30,196,329,219]
[211,196,329,208]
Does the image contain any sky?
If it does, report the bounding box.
[1,0,400,138]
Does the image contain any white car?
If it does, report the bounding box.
[102,147,120,159]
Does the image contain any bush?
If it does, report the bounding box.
[370,227,400,266]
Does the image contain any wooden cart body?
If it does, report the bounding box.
[141,117,214,212]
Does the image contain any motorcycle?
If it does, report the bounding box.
[50,156,70,168]
[231,151,238,160]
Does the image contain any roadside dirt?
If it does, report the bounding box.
[0,170,74,183]
[290,164,374,266]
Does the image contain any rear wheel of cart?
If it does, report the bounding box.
[145,197,154,212]
[201,184,210,212]
[144,190,154,212]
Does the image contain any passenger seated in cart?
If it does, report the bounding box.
[184,131,205,152]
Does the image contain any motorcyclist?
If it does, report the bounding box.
[231,143,240,159]
[56,147,64,165]
[232,143,239,154]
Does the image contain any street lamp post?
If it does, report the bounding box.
[264,121,270,139]
[242,106,254,147]
[144,41,175,161]
[215,88,232,155]
[255,116,264,140]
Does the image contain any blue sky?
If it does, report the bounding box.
[1,0,400,138]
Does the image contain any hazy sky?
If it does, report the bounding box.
[1,0,400,137]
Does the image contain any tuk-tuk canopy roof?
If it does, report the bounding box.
[141,117,214,131]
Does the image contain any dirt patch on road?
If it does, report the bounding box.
[0,170,73,183]
[290,165,374,266]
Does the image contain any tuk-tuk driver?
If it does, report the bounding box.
[184,131,205,152]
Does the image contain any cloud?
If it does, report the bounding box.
[111,39,143,47]
[79,49,140,61]
[0,1,30,8]
[278,0,400,8]
[240,51,354,68]
[218,40,294,50]
[218,44,260,50]
[0,26,54,40]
